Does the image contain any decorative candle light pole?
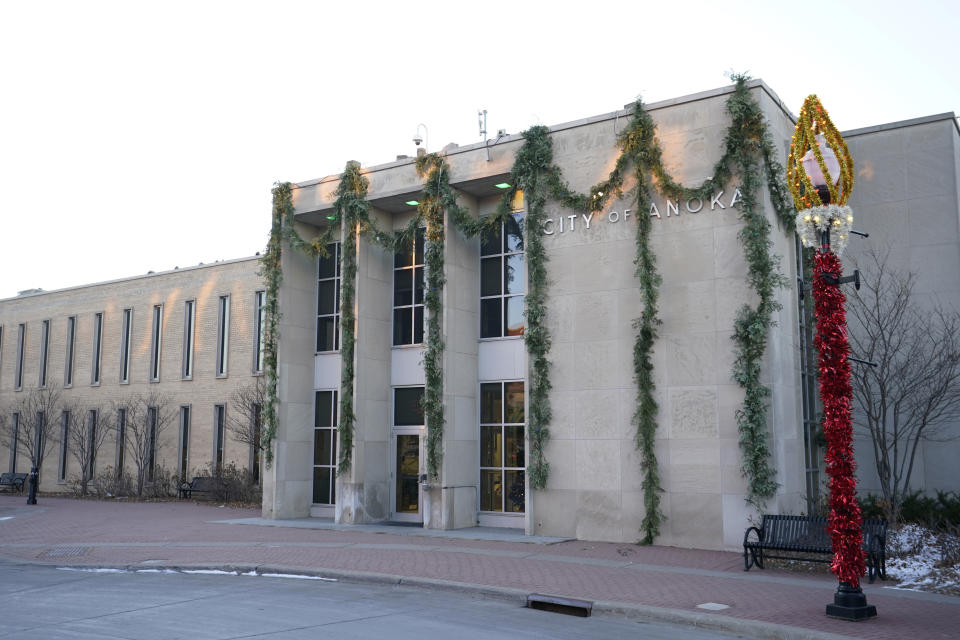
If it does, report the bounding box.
[788,95,877,621]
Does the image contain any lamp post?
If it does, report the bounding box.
[789,96,877,622]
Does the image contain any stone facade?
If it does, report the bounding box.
[0,257,265,492]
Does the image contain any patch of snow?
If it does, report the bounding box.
[57,567,126,573]
[182,569,237,575]
[260,573,337,581]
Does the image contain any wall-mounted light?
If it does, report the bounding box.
[405,200,420,206]
[494,183,511,189]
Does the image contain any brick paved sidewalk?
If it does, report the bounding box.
[1,496,956,640]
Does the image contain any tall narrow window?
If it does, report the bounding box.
[393,229,425,346]
[15,323,26,390]
[216,296,230,377]
[91,313,103,385]
[312,391,338,505]
[182,300,195,379]
[179,406,191,481]
[251,402,262,484]
[146,406,157,483]
[35,411,45,470]
[9,413,20,472]
[213,404,225,472]
[481,209,526,338]
[0,326,4,387]
[38,319,50,387]
[479,381,526,514]
[254,290,266,371]
[119,308,133,384]
[87,409,98,481]
[64,316,76,387]
[149,305,162,382]
[316,244,341,352]
[116,408,126,478]
[59,411,69,482]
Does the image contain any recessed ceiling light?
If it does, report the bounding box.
[326,215,337,221]
[494,183,511,189]
[405,200,419,206]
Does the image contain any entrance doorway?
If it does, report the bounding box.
[393,431,422,522]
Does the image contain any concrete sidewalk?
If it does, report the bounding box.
[0,496,955,640]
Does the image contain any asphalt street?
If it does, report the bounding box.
[0,564,746,639]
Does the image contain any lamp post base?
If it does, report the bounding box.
[826,582,877,621]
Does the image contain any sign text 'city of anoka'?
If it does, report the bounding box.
[542,189,742,235]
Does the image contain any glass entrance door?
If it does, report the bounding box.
[393,431,422,522]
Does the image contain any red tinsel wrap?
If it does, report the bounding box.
[812,250,867,587]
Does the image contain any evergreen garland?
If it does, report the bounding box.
[259,76,794,532]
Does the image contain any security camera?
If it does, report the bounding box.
[413,134,423,146]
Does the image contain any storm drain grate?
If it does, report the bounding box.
[527,593,592,617]
[44,546,89,558]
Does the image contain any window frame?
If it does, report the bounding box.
[64,316,76,388]
[58,410,69,483]
[315,244,341,353]
[311,390,338,505]
[91,312,104,386]
[392,229,426,347]
[146,406,157,483]
[480,210,526,340]
[86,409,98,481]
[216,295,230,378]
[15,323,26,391]
[253,290,266,372]
[149,305,163,382]
[115,407,126,479]
[178,405,191,481]
[182,299,196,380]
[213,404,226,473]
[478,380,527,515]
[37,319,51,388]
[9,412,20,472]
[119,308,133,384]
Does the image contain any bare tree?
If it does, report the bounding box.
[124,390,175,496]
[63,400,114,496]
[849,248,960,522]
[224,377,264,483]
[0,385,63,478]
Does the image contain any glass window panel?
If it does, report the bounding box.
[318,252,336,279]
[414,231,425,265]
[396,434,420,513]
[393,269,413,306]
[505,213,525,253]
[480,227,501,256]
[313,467,331,504]
[505,296,525,336]
[480,469,503,512]
[414,306,424,344]
[480,257,502,297]
[317,280,336,314]
[480,425,502,467]
[504,425,525,468]
[330,465,336,504]
[480,383,502,424]
[480,299,502,339]
[504,254,524,294]
[317,317,336,352]
[314,428,332,466]
[393,308,412,346]
[394,387,425,426]
[504,470,525,513]
[315,391,333,427]
[504,381,525,423]
[414,267,424,304]
[395,244,413,268]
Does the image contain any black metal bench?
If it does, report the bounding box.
[0,473,27,493]
[744,514,888,583]
[178,476,221,500]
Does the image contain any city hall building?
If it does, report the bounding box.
[3,79,958,551]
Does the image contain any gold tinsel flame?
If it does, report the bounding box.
[787,95,854,209]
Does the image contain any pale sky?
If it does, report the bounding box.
[1,0,957,298]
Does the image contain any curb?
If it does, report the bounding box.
[11,558,859,640]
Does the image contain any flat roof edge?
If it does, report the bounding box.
[0,255,262,303]
[842,112,959,138]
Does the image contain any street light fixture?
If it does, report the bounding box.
[788,95,877,622]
